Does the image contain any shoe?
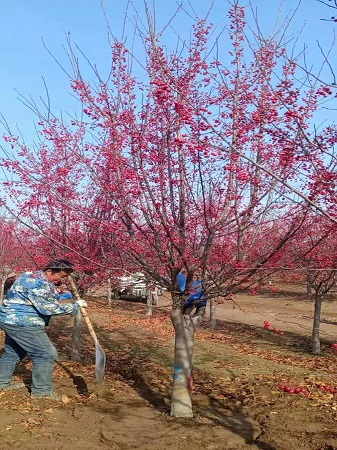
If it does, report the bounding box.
[0,381,25,391]
[31,390,61,401]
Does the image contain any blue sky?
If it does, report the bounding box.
[0,0,335,140]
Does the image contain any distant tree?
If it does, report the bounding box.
[0,219,32,303]
[280,216,337,354]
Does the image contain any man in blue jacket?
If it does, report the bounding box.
[0,259,87,400]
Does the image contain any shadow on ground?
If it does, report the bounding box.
[44,311,282,449]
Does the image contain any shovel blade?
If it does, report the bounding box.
[95,343,106,384]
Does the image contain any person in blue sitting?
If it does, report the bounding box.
[177,271,207,313]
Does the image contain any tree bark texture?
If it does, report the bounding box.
[170,307,195,417]
[312,294,322,354]
[152,290,159,306]
[146,289,153,317]
[107,277,112,307]
[307,282,313,296]
[209,298,216,330]
[0,281,4,305]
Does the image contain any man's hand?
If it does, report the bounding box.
[75,299,88,308]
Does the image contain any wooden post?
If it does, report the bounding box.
[146,284,153,316]
[209,298,216,330]
[107,277,112,307]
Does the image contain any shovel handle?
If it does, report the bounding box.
[67,275,99,345]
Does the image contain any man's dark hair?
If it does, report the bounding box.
[4,276,16,295]
[43,259,74,273]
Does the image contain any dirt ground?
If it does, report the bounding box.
[1,282,337,450]
[215,283,337,341]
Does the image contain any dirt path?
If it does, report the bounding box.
[0,376,256,450]
[215,295,337,341]
[1,285,337,450]
[155,284,337,342]
[0,311,260,450]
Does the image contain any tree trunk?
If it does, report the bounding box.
[146,288,153,317]
[209,298,216,330]
[0,280,4,305]
[306,282,312,296]
[170,308,195,418]
[312,294,322,355]
[257,275,265,293]
[71,311,82,361]
[107,278,112,307]
[152,289,159,306]
[306,270,313,296]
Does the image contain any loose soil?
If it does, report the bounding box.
[1,282,337,450]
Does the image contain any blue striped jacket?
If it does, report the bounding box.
[0,270,80,328]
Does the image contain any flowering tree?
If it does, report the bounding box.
[278,216,337,354]
[0,219,32,303]
[1,1,337,417]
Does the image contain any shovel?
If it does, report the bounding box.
[67,275,106,383]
